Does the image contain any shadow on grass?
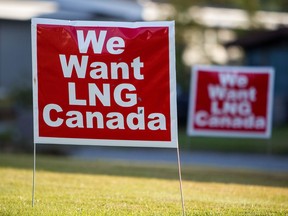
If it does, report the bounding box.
[1,153,288,188]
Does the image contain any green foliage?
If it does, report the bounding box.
[166,0,288,90]
[0,154,288,215]
[10,88,32,108]
[167,0,288,12]
[0,131,12,142]
[179,125,288,155]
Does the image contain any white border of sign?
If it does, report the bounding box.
[187,65,275,139]
[31,18,178,148]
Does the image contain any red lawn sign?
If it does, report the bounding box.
[187,65,274,138]
[32,18,178,148]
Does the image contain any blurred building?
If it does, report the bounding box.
[225,27,288,125]
[145,2,288,126]
[144,3,288,65]
[1,0,288,148]
[0,0,144,148]
[0,0,143,92]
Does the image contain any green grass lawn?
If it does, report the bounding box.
[1,153,288,215]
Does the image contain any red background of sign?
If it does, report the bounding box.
[37,24,171,141]
[193,70,270,133]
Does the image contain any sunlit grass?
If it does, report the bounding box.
[1,153,288,215]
